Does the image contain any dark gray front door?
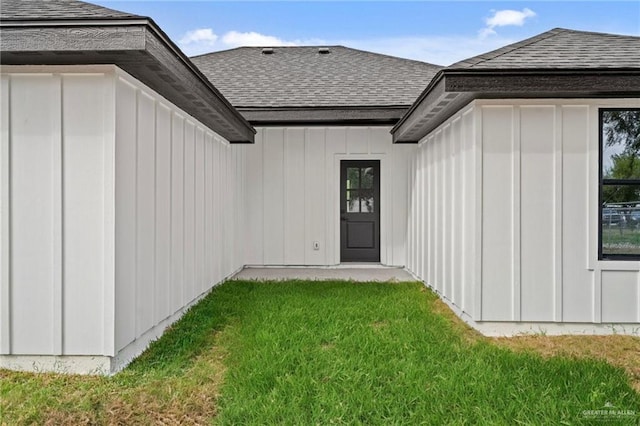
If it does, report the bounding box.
[340,160,380,262]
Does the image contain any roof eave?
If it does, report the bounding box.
[239,105,410,126]
[0,18,256,143]
[392,68,640,143]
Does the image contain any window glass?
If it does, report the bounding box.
[602,110,640,179]
[600,109,640,259]
[601,187,640,257]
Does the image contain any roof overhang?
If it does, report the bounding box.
[0,18,255,143]
[238,105,409,126]
[392,68,640,143]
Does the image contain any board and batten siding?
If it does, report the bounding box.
[406,105,478,319]
[113,71,245,359]
[0,66,245,372]
[0,69,114,358]
[408,99,640,335]
[245,127,414,267]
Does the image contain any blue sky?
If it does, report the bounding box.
[94,1,640,65]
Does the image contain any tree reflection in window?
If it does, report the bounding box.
[346,167,375,213]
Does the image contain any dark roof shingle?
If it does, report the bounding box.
[0,0,142,20]
[451,28,640,69]
[191,46,442,108]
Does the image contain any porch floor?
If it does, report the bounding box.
[231,265,415,282]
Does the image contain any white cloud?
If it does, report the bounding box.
[221,31,297,48]
[178,28,306,56]
[179,28,218,47]
[343,35,515,66]
[480,8,536,38]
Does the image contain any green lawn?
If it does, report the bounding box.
[2,280,639,424]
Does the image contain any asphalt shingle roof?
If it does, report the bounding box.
[451,28,640,70]
[0,0,142,20]
[191,46,442,108]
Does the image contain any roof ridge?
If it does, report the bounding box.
[451,28,567,68]
[192,45,442,68]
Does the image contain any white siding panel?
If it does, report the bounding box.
[0,75,9,354]
[245,128,264,265]
[427,136,435,288]
[135,92,156,338]
[601,271,638,323]
[519,106,556,321]
[461,110,476,315]
[263,128,285,265]
[561,106,593,322]
[204,134,214,286]
[305,129,326,265]
[212,140,221,282]
[10,75,59,354]
[452,118,463,305]
[61,75,105,354]
[183,122,196,302]
[194,128,205,293]
[284,129,305,264]
[170,114,185,313]
[481,107,514,321]
[325,128,347,265]
[346,128,368,154]
[155,104,171,322]
[114,77,137,351]
[391,144,412,267]
[369,128,389,155]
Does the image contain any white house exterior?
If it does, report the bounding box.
[1,1,639,374]
[405,99,640,336]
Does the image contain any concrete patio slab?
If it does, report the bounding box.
[231,266,416,282]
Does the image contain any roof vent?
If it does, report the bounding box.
[262,48,274,54]
[318,47,330,54]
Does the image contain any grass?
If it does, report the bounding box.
[2,280,639,425]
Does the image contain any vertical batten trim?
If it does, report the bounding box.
[103,72,116,356]
[152,101,158,324]
[474,104,483,321]
[512,106,521,322]
[587,106,596,271]
[0,76,11,354]
[554,106,563,322]
[133,88,139,337]
[52,75,63,355]
[594,269,602,323]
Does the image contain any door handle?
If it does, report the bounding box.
[341,216,346,221]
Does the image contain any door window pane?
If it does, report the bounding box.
[360,189,374,212]
[361,167,374,188]
[347,168,359,189]
[347,190,359,212]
